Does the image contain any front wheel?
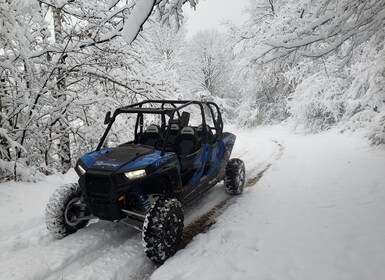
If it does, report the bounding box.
[45,183,90,239]
[224,158,246,195]
[142,197,184,264]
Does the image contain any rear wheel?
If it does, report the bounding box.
[142,197,184,264]
[45,183,90,239]
[224,158,246,195]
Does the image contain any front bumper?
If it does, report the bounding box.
[80,171,123,221]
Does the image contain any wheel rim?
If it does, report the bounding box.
[64,197,83,227]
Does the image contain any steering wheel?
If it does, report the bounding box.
[154,139,177,152]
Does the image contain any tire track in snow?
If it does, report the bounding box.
[44,234,154,280]
[245,140,284,187]
[0,223,50,254]
[0,222,136,280]
[43,225,140,280]
[245,164,272,187]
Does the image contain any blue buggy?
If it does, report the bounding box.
[45,100,246,263]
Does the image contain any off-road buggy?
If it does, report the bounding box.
[45,100,245,263]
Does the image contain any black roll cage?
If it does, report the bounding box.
[97,100,224,156]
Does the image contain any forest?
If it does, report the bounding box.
[1,0,384,181]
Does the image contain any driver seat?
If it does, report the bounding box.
[138,124,163,147]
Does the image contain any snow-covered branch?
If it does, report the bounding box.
[260,0,385,63]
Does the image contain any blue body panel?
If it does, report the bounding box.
[205,139,225,177]
[80,148,179,173]
[121,150,179,171]
[187,144,209,186]
[79,133,234,193]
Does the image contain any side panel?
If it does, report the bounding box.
[186,144,209,186]
[221,132,236,161]
[206,132,236,179]
[180,133,236,205]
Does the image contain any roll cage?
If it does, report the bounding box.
[97,100,224,156]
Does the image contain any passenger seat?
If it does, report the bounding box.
[167,123,180,145]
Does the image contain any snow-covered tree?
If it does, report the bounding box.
[181,30,236,97]
[258,0,385,65]
[38,0,198,46]
[230,0,294,126]
[269,0,385,142]
[233,0,385,143]
[0,0,51,180]
[0,0,197,180]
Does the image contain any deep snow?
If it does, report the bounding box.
[0,126,384,280]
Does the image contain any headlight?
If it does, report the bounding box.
[124,169,146,180]
[77,164,86,175]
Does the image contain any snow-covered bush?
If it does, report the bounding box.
[235,66,291,127]
[286,57,349,132]
[0,159,45,183]
[340,41,385,145]
[285,30,385,143]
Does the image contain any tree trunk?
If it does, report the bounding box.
[53,7,71,173]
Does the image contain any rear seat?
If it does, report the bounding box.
[174,127,199,156]
[196,124,215,144]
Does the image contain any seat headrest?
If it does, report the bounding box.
[180,111,190,127]
[145,124,160,133]
[181,127,195,135]
[170,123,179,131]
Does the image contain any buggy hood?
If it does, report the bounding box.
[79,145,174,172]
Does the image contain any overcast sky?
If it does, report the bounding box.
[182,0,249,38]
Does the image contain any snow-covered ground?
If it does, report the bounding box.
[1,126,384,280]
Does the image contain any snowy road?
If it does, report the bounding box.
[152,128,385,280]
[0,127,279,280]
[1,126,384,280]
